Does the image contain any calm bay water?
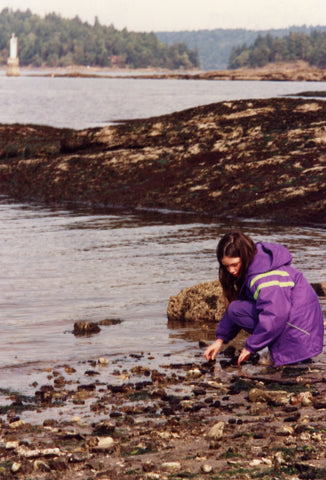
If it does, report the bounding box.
[0,76,325,395]
[0,71,325,129]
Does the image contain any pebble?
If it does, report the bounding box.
[9,419,25,429]
[187,368,202,377]
[291,391,313,406]
[201,464,213,473]
[145,474,160,480]
[278,425,294,436]
[98,357,109,365]
[11,462,21,473]
[34,459,51,472]
[92,436,115,451]
[71,416,82,423]
[5,441,19,449]
[161,461,181,472]
[207,421,225,440]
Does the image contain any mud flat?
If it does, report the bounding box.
[0,97,325,226]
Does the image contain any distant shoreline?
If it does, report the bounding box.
[1,61,326,82]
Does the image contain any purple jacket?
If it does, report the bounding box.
[216,242,324,366]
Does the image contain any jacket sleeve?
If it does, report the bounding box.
[245,275,294,353]
[216,310,242,342]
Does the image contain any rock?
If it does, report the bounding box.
[201,464,213,473]
[71,416,82,423]
[11,462,21,473]
[64,365,76,374]
[53,375,65,387]
[91,436,115,451]
[97,318,123,326]
[34,460,51,472]
[277,425,294,436]
[311,282,326,296]
[73,321,101,335]
[248,388,290,405]
[145,474,160,480]
[98,357,109,365]
[167,280,225,324]
[290,391,313,406]
[6,441,19,449]
[207,421,225,441]
[187,368,202,378]
[161,461,181,473]
[16,446,61,458]
[35,385,54,403]
[9,419,25,429]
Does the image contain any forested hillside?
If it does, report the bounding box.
[0,8,198,69]
[157,26,326,70]
[228,30,326,69]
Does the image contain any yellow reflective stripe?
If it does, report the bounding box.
[253,280,295,300]
[250,270,290,289]
[286,322,310,336]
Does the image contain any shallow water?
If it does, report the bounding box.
[0,197,325,396]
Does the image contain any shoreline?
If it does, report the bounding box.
[2,61,326,82]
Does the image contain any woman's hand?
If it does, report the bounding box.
[237,347,251,366]
[204,338,224,361]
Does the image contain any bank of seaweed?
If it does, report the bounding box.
[0,97,325,226]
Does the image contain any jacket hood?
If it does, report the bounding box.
[247,241,292,276]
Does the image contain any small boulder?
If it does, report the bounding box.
[73,321,100,336]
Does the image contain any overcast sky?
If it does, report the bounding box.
[2,0,326,31]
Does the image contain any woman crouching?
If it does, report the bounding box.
[204,231,324,366]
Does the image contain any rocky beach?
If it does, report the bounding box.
[0,89,325,479]
[0,338,326,480]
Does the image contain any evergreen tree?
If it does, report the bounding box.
[0,8,198,69]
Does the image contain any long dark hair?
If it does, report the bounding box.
[216,231,257,303]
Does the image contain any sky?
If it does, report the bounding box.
[1,0,326,32]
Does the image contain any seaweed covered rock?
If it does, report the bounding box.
[167,279,225,324]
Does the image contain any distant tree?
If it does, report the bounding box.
[0,8,198,69]
[227,30,326,69]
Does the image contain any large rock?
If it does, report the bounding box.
[167,279,225,323]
